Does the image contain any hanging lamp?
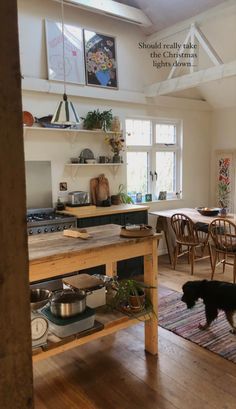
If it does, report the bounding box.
[51,0,80,125]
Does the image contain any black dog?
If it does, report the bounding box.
[182,280,236,333]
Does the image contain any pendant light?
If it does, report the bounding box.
[51,0,80,125]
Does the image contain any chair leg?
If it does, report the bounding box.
[208,242,213,272]
[223,252,226,273]
[173,244,179,270]
[211,250,217,280]
[233,256,236,284]
[190,246,195,275]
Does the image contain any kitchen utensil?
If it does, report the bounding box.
[63,228,91,239]
[196,207,220,216]
[31,312,49,348]
[30,288,52,311]
[50,289,86,318]
[23,111,34,127]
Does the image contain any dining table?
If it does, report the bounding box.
[149,208,236,264]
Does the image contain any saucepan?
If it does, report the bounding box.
[50,288,86,318]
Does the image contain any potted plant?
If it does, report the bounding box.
[109,278,156,316]
[83,109,113,131]
[111,184,134,205]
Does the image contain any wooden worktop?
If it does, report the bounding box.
[58,204,149,219]
[28,224,158,263]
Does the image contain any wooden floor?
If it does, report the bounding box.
[33,255,236,409]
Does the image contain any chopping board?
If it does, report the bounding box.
[63,274,104,290]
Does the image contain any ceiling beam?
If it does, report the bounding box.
[144,60,236,97]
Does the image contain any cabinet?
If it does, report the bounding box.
[77,210,148,278]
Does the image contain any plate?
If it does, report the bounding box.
[196,207,220,216]
[80,149,94,160]
[23,111,34,127]
[120,225,154,238]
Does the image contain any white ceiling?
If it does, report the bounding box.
[116,0,227,34]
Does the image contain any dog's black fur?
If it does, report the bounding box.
[182,280,236,333]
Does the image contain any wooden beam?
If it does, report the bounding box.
[145,60,236,97]
[0,1,34,408]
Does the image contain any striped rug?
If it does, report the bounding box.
[158,286,236,363]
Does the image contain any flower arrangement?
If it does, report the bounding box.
[86,50,116,75]
[105,133,125,156]
[218,157,231,208]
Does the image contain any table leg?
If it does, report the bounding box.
[105,262,117,277]
[144,239,158,356]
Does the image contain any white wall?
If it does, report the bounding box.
[19,0,212,240]
[210,106,236,211]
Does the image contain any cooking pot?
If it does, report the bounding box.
[50,289,86,318]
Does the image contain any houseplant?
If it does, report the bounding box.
[111,184,134,204]
[83,109,113,131]
[109,278,156,316]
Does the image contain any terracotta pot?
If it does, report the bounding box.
[129,293,145,309]
[111,195,122,205]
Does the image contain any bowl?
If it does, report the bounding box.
[23,111,34,127]
[85,159,96,164]
[30,288,52,311]
[196,207,220,217]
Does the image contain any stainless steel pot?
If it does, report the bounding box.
[50,289,86,318]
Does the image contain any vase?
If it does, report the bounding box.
[113,154,121,163]
[95,70,110,86]
[111,116,121,132]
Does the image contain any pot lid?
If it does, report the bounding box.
[51,289,85,304]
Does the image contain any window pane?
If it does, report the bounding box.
[127,152,148,195]
[155,124,176,144]
[126,119,151,146]
[156,152,175,193]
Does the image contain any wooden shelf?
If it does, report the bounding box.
[65,163,123,167]
[32,307,151,363]
[23,126,121,135]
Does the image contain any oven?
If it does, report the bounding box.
[27,208,76,235]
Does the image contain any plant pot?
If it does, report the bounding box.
[129,293,145,309]
[113,154,121,163]
[111,194,122,205]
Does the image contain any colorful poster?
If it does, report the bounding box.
[84,30,118,89]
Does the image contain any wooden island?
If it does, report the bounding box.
[28,224,161,362]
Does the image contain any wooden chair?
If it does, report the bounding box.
[209,218,236,283]
[171,213,212,275]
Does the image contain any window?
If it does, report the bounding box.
[126,118,182,201]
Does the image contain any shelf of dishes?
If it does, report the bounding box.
[23,126,121,135]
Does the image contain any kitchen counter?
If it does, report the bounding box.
[28,224,161,361]
[58,204,149,219]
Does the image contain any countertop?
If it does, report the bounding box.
[58,204,149,219]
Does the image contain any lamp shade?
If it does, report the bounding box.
[51,93,81,125]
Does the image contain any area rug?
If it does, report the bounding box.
[158,286,236,363]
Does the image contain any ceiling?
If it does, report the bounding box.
[116,0,227,34]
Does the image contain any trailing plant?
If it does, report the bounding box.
[83,109,113,131]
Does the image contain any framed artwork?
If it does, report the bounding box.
[45,19,85,84]
[84,29,118,89]
[158,191,167,200]
[215,150,235,211]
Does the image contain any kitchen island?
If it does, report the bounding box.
[28,224,161,362]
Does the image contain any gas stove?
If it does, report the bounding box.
[27,208,76,235]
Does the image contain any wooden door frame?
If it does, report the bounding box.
[0,1,34,408]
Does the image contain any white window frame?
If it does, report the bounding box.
[125,117,182,201]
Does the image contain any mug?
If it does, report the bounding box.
[99,156,108,163]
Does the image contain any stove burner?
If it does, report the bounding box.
[27,208,76,235]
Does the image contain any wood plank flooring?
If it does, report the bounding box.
[33,256,236,409]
